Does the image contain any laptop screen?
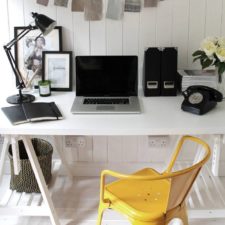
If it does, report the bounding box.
[76,56,138,97]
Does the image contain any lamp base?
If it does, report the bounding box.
[7,94,35,104]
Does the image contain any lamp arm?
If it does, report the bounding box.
[5,25,36,49]
[4,46,25,89]
[3,25,37,89]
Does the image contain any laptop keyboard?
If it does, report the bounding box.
[83,98,129,105]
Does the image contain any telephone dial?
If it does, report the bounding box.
[181,85,223,115]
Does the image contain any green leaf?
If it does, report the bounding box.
[193,56,202,62]
[192,50,204,57]
[202,59,213,69]
[218,63,225,75]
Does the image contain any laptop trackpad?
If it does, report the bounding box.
[97,106,115,111]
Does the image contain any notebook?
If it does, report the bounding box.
[71,56,141,114]
[2,102,63,125]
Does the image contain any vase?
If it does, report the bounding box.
[217,71,225,96]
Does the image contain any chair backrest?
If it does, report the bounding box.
[165,136,211,211]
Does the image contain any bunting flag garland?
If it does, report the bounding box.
[125,0,141,12]
[72,0,84,12]
[106,0,125,20]
[54,0,69,7]
[84,0,103,21]
[144,0,159,7]
[36,0,162,21]
[36,0,49,6]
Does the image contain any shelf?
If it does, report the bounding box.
[0,162,225,221]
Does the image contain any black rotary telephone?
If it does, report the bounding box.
[181,85,223,115]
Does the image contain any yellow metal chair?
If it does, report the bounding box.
[96,136,211,225]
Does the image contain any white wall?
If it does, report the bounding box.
[0,0,224,167]
[1,0,225,89]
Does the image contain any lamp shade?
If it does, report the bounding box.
[32,12,56,36]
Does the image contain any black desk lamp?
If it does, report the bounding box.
[3,12,56,104]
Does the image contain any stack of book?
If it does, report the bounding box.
[178,70,218,92]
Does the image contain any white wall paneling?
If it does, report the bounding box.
[187,0,207,69]
[56,0,73,51]
[2,0,225,89]
[155,0,173,47]
[171,0,189,69]
[93,136,108,162]
[89,0,107,55]
[138,6,157,88]
[107,136,123,162]
[205,0,223,37]
[122,136,138,162]
[221,0,225,36]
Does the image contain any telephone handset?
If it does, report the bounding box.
[181,85,223,115]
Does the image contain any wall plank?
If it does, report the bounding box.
[89,0,106,55]
[188,0,206,69]
[93,136,108,162]
[106,19,123,55]
[8,0,24,39]
[122,136,138,162]
[0,0,14,89]
[108,136,123,162]
[221,0,225,36]
[138,136,150,162]
[172,0,189,69]
[56,0,73,51]
[123,12,140,55]
[138,7,157,87]
[73,13,90,56]
[156,0,173,47]
[205,0,223,37]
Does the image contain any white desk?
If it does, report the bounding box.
[1,91,225,136]
[0,91,225,225]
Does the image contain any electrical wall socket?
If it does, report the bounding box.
[148,135,169,148]
[65,136,86,149]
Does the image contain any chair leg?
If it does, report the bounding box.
[166,205,189,225]
[96,204,105,225]
[179,207,188,225]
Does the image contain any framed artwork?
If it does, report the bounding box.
[42,51,72,91]
[14,26,62,88]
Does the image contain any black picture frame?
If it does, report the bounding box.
[42,51,72,91]
[14,26,62,88]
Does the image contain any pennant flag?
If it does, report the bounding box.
[106,0,125,20]
[125,0,141,12]
[84,0,103,21]
[72,0,84,12]
[144,0,159,7]
[37,0,49,6]
[54,0,69,7]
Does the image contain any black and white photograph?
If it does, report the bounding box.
[14,26,62,88]
[43,51,72,91]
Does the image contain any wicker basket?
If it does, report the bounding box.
[8,138,53,193]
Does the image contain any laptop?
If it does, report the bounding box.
[71,56,141,114]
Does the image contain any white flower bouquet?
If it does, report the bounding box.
[193,37,225,82]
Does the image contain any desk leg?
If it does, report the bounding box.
[52,136,74,178]
[211,134,223,176]
[22,136,60,225]
[0,135,10,183]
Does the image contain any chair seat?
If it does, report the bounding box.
[105,168,171,221]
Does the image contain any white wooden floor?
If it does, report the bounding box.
[0,162,225,225]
